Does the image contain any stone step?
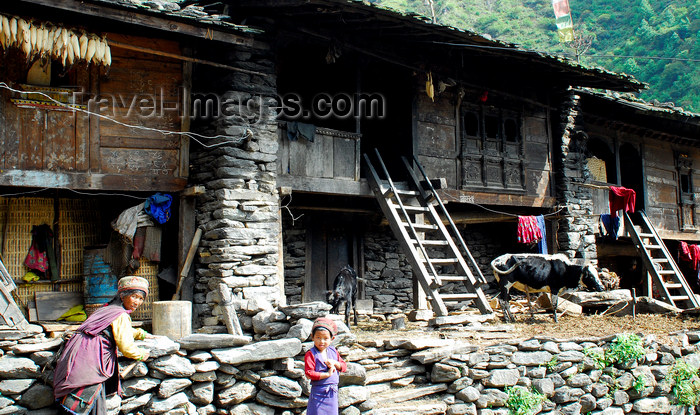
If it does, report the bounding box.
[365,365,426,385]
[371,383,448,406]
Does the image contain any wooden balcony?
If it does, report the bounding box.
[276,123,370,196]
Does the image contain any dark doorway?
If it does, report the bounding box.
[303,213,361,302]
[619,143,645,212]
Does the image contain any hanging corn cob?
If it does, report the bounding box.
[0,13,111,69]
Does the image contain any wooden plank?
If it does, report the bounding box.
[276,175,372,196]
[99,148,178,176]
[44,111,77,171]
[289,139,309,176]
[333,137,357,179]
[89,65,101,171]
[17,0,261,48]
[2,99,21,169]
[305,135,334,178]
[180,59,192,179]
[19,110,44,169]
[0,169,187,191]
[35,292,83,321]
[100,136,180,150]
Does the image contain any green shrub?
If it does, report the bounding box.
[633,375,647,393]
[505,387,547,415]
[606,333,646,365]
[583,347,607,370]
[669,359,700,406]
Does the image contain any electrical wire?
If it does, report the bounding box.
[0,82,254,148]
[0,186,146,200]
[462,200,567,218]
[431,41,700,63]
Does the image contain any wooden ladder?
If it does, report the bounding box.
[624,211,699,309]
[363,150,492,316]
[0,256,29,330]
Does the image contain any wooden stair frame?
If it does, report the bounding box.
[624,211,699,309]
[363,150,492,316]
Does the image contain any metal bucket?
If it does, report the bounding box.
[83,245,117,310]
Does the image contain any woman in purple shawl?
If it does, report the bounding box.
[53,276,152,415]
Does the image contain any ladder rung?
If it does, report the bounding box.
[658,270,676,275]
[671,295,690,301]
[666,283,683,289]
[440,293,478,301]
[644,244,662,249]
[400,205,430,212]
[652,259,669,263]
[438,276,469,281]
[423,258,459,264]
[639,233,654,238]
[410,239,448,246]
[395,189,420,196]
[404,223,438,231]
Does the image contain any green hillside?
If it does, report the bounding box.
[376,0,700,113]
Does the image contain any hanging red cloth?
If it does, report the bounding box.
[517,216,542,244]
[609,186,636,217]
[679,241,692,263]
[690,245,700,271]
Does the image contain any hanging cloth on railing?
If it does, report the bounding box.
[609,186,636,217]
[517,216,542,244]
[599,214,620,241]
[536,215,548,254]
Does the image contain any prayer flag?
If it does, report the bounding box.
[552,0,574,42]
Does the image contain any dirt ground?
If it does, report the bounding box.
[352,312,700,346]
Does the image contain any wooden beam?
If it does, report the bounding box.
[17,0,263,48]
[0,169,187,192]
[109,40,269,77]
[276,175,372,196]
[439,189,556,208]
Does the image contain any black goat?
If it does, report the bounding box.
[327,265,359,326]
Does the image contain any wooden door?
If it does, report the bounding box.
[303,218,355,302]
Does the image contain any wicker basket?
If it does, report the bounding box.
[130,257,159,321]
[586,157,607,182]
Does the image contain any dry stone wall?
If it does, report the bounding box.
[189,40,283,330]
[283,222,515,313]
[0,313,698,414]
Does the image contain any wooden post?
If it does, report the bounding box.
[173,227,201,301]
[217,283,243,336]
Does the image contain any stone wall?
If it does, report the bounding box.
[189,40,283,330]
[554,90,599,262]
[283,221,521,312]
[1,313,697,414]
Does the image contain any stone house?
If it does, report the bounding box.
[1,0,698,329]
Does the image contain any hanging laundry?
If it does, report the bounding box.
[690,245,700,271]
[145,193,173,225]
[517,216,542,244]
[132,227,146,259]
[609,186,636,217]
[286,121,315,142]
[599,214,620,241]
[23,224,54,275]
[679,241,692,263]
[112,202,153,243]
[536,215,548,254]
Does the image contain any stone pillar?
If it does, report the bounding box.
[189,42,282,332]
[554,90,598,262]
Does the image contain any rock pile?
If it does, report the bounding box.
[0,315,697,414]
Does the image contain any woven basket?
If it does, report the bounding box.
[586,157,607,182]
[130,257,159,321]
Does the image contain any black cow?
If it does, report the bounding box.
[490,253,605,323]
[327,265,359,326]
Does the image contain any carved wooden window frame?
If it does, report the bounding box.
[460,106,525,192]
